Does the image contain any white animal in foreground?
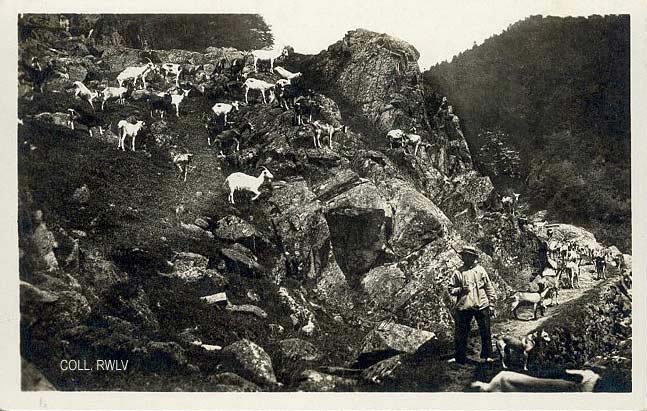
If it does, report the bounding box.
[251,46,289,72]
[273,66,302,81]
[117,61,155,89]
[117,120,145,151]
[387,128,422,156]
[224,167,274,204]
[471,369,600,392]
[73,81,99,110]
[211,101,241,124]
[311,121,347,149]
[170,88,191,117]
[100,86,129,110]
[243,78,275,104]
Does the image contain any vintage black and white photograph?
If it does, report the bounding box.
[13,2,636,400]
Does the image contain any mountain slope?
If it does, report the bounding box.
[423,15,630,251]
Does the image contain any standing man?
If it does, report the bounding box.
[448,246,497,364]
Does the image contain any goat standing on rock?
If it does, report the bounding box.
[73,81,99,110]
[243,78,275,105]
[251,46,289,72]
[311,121,347,149]
[224,167,273,204]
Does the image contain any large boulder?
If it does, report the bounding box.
[359,321,436,357]
[222,339,277,386]
[168,252,209,282]
[278,338,322,362]
[360,265,406,308]
[300,29,426,135]
[297,369,357,392]
[389,181,451,256]
[324,181,392,277]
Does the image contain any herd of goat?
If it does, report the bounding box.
[21,45,425,204]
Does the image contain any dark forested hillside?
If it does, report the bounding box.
[423,15,630,251]
[23,14,274,51]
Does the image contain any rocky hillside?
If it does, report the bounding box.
[18,15,631,392]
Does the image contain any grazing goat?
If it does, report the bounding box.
[387,128,422,156]
[311,121,347,149]
[159,63,183,87]
[471,369,600,392]
[99,86,129,111]
[251,46,289,72]
[211,101,241,126]
[32,109,80,130]
[169,147,193,182]
[170,88,191,117]
[243,78,275,104]
[501,193,520,216]
[274,66,302,82]
[117,120,145,151]
[117,61,155,89]
[224,167,274,204]
[211,121,254,155]
[73,81,99,110]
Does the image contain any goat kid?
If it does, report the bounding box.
[311,121,347,150]
[224,167,274,205]
[495,329,551,371]
[73,81,99,110]
[471,369,600,392]
[117,120,145,151]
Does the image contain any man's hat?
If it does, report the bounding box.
[459,246,478,257]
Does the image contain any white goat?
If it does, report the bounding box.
[170,88,191,117]
[100,86,128,110]
[117,120,145,151]
[224,167,274,204]
[501,193,520,216]
[159,63,183,87]
[73,81,99,110]
[274,66,302,81]
[471,369,600,392]
[387,128,422,156]
[117,62,155,89]
[251,46,289,72]
[211,101,241,124]
[311,121,347,149]
[243,78,276,104]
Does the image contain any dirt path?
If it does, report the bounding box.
[493,263,605,337]
[439,263,610,392]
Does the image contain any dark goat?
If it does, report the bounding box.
[20,58,55,93]
[293,94,322,125]
[145,92,172,118]
[211,121,255,156]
